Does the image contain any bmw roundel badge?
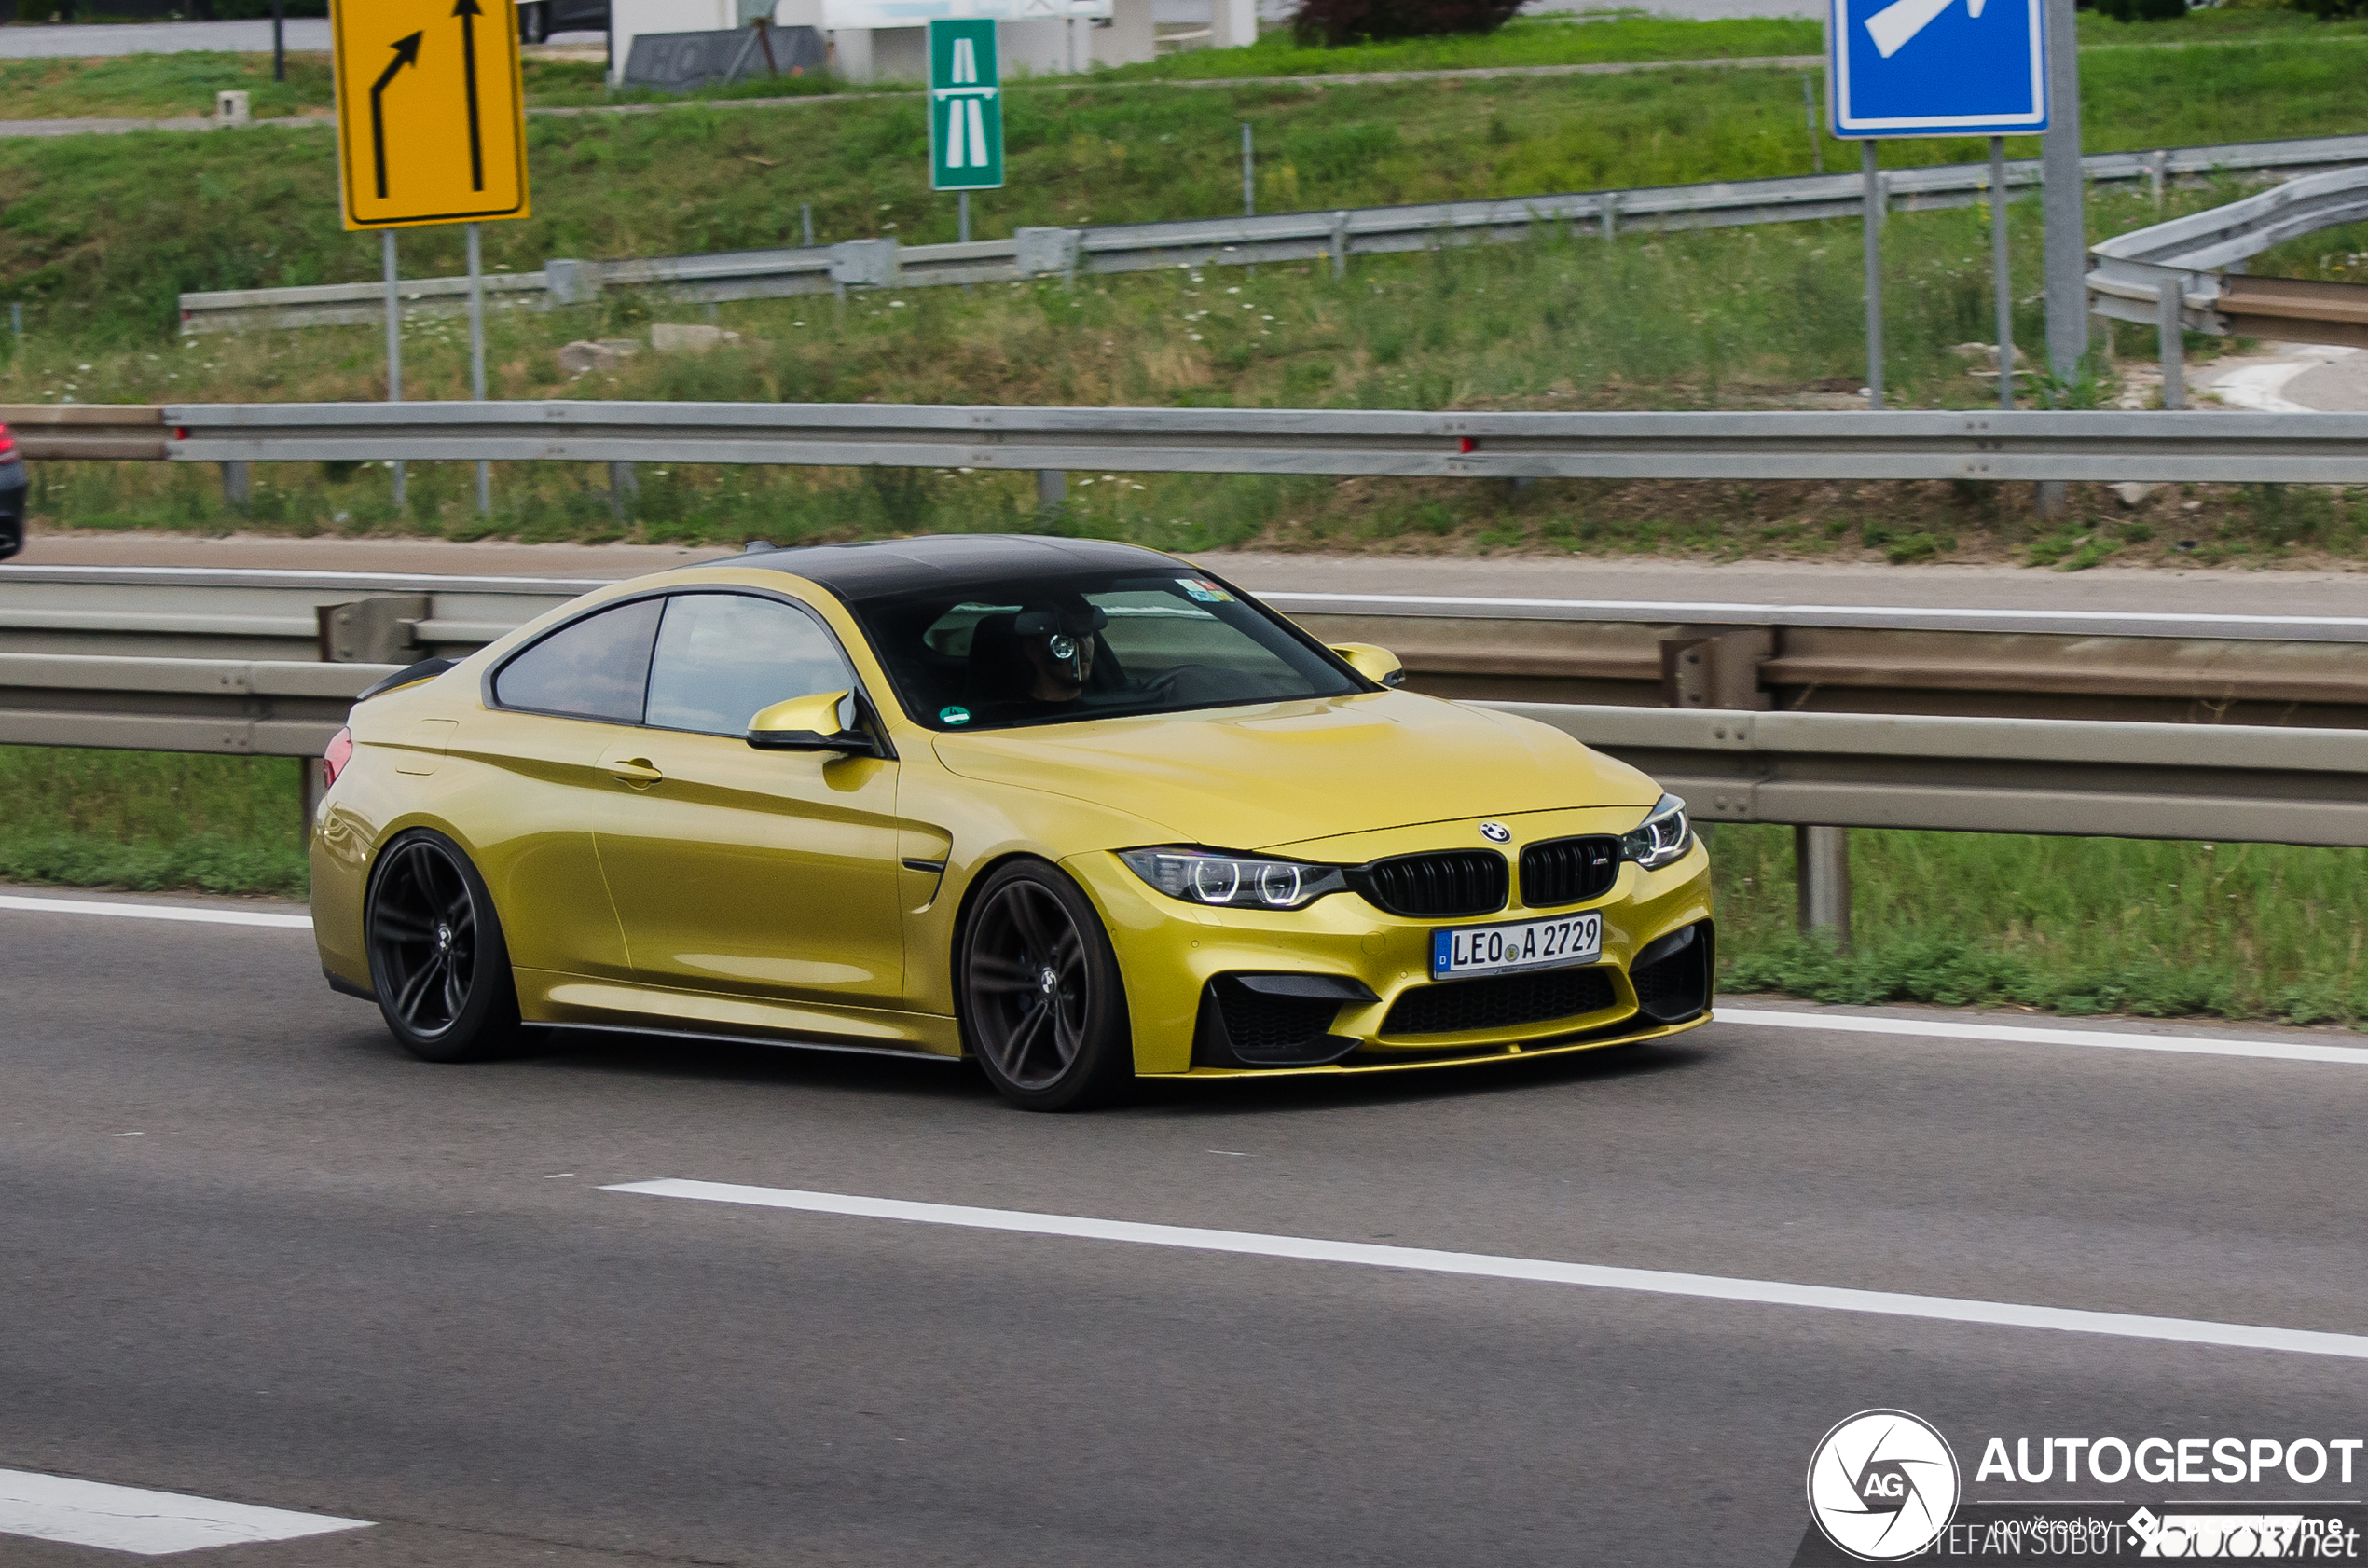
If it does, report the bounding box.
[1479,822,1512,844]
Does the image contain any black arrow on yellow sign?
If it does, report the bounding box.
[369,30,424,199]
[453,0,485,192]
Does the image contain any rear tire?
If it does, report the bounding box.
[365,829,527,1064]
[957,860,1134,1111]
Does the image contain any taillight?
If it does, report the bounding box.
[0,422,14,461]
[323,727,353,787]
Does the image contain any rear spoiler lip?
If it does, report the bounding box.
[355,656,459,703]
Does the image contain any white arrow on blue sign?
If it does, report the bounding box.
[1829,0,2048,138]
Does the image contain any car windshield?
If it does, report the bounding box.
[847,570,1366,732]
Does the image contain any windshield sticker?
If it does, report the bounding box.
[939,706,972,726]
[1177,577,1234,603]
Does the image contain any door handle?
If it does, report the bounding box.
[607,758,664,787]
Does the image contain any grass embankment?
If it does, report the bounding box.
[7,31,2368,335]
[1712,825,2368,1026]
[8,743,2360,1027]
[15,184,2361,566]
[5,31,2366,558]
[0,746,308,895]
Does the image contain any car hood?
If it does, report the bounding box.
[929,692,1659,850]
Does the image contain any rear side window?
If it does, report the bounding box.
[492,598,663,722]
[644,593,855,737]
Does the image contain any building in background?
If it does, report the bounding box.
[606,0,1191,86]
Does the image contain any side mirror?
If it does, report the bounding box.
[747,690,874,754]
[1329,642,1406,688]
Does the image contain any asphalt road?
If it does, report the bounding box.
[14,533,2368,618]
[6,892,2366,1564]
[0,19,331,59]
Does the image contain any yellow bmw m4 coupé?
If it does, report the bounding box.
[312,535,1714,1109]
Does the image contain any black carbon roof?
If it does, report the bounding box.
[738,533,1186,603]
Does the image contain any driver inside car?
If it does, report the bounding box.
[970,602,1111,708]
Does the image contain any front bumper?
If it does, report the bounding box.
[1067,810,1716,1078]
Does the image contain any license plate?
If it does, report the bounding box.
[1431,911,1603,980]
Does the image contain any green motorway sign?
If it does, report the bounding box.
[928,19,1003,192]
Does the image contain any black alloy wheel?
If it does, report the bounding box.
[958,860,1133,1110]
[365,829,526,1063]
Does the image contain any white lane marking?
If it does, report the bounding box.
[606,1179,2368,1362]
[1718,1007,2368,1066]
[0,895,311,929]
[1254,590,2368,632]
[0,1468,369,1557]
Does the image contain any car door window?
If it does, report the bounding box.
[644,593,858,737]
[492,597,663,722]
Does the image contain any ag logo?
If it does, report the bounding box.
[1479,821,1512,844]
[1806,1409,1960,1561]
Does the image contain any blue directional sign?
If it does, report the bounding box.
[1829,0,2049,139]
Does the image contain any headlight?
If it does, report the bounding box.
[1119,846,1347,911]
[1620,793,1693,871]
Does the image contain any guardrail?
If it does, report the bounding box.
[2089,163,2368,406]
[2090,163,2368,347]
[176,131,2368,333]
[0,405,170,462]
[6,652,2364,851]
[1503,703,2368,848]
[0,653,388,759]
[123,402,2368,485]
[12,567,2368,731]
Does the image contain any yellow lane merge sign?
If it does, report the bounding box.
[332,0,530,230]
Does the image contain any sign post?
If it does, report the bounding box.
[1828,0,2046,411]
[929,17,1004,225]
[332,0,530,517]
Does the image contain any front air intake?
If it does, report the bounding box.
[1381,966,1618,1037]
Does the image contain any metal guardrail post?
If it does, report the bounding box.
[467,223,491,519]
[1795,825,1852,948]
[317,597,428,664]
[1037,469,1067,512]
[220,461,252,509]
[2158,282,2187,411]
[829,239,901,291]
[1862,144,1885,412]
[299,754,324,847]
[542,258,598,306]
[1329,211,1349,280]
[384,230,407,511]
[1991,137,2016,414]
[1802,72,1823,177]
[609,461,639,524]
[2041,0,2088,385]
[1014,228,1080,285]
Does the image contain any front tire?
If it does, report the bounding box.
[365,829,526,1064]
[957,860,1133,1111]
